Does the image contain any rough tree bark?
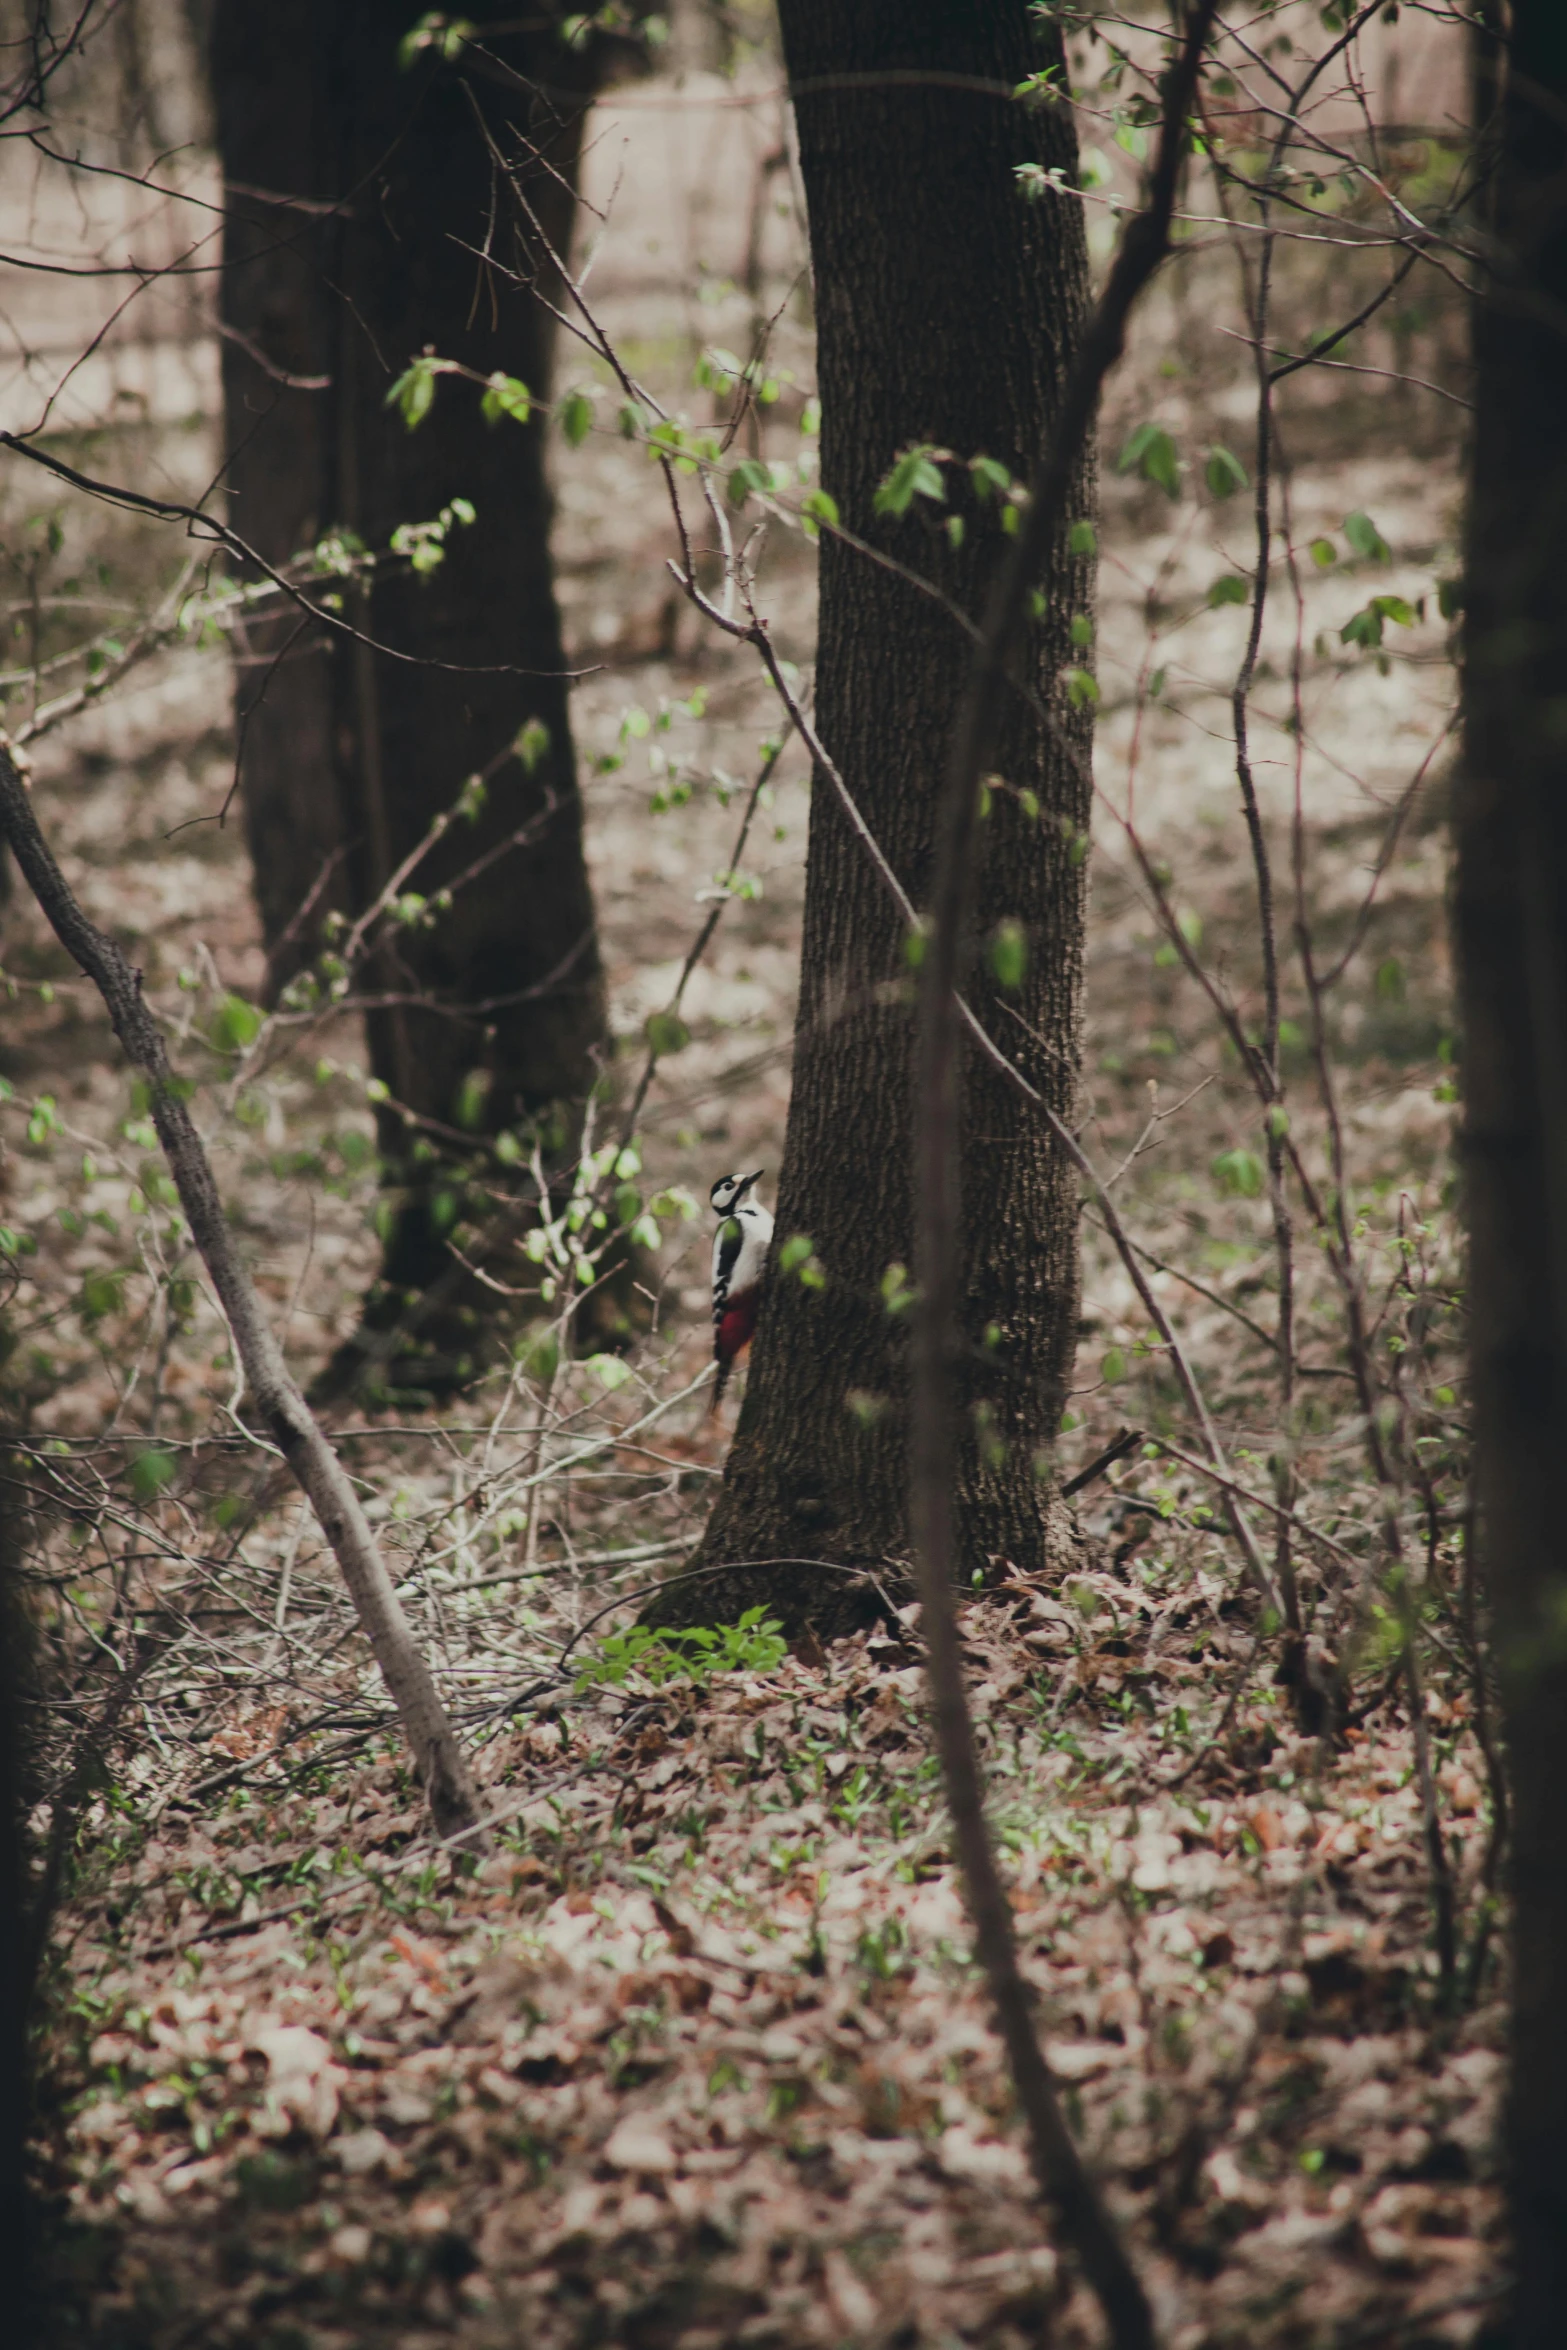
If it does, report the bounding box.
[1455,9,1567,2345]
[659,1,1095,1636]
[213,4,610,1376]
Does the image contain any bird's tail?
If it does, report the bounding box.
[709,1351,732,1418]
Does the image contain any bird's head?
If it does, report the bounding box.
[710,1167,763,1216]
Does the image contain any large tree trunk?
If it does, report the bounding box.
[1454,8,1567,2343]
[213,4,609,1381]
[661,2,1094,1637]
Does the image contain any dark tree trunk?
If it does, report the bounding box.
[661,2,1094,1637]
[1454,9,1567,2343]
[213,5,609,1373]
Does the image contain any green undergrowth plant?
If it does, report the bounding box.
[573,1605,787,1694]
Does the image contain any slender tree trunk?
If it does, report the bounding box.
[1454,9,1567,2343]
[660,2,1094,1636]
[0,744,485,1843]
[213,4,609,1377]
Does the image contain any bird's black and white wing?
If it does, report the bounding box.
[711,1215,744,1326]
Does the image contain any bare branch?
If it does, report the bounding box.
[0,737,485,1843]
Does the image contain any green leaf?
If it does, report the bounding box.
[26,1095,60,1145]
[1339,593,1417,651]
[990,919,1027,991]
[1065,667,1099,708]
[1101,1346,1127,1385]
[1204,444,1249,500]
[1207,573,1249,607]
[694,345,744,392]
[397,13,475,67]
[480,371,532,426]
[1069,518,1097,557]
[1375,954,1405,1003]
[1343,508,1390,562]
[727,457,771,510]
[777,1233,815,1275]
[1013,160,1055,199]
[1211,1146,1265,1199]
[1116,422,1180,498]
[969,456,1013,503]
[873,445,946,518]
[1069,611,1094,647]
[559,388,595,447]
[645,1010,691,1058]
[800,487,839,539]
[131,1447,178,1503]
[78,1267,127,1323]
[880,1262,913,1315]
[385,352,447,430]
[454,1069,490,1130]
[516,716,551,774]
[1309,536,1337,568]
[210,994,263,1053]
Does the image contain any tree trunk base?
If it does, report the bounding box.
[648,1488,1087,1642]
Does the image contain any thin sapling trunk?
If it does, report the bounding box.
[908,8,1220,2344]
[0,740,485,1843]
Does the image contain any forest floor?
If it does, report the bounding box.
[0,68,1506,2350]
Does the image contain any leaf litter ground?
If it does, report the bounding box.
[0,61,1504,2349]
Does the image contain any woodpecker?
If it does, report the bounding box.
[709,1167,772,1414]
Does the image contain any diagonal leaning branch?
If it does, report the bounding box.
[0,738,485,1844]
[909,9,1222,2350]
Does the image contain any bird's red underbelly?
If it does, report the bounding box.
[716,1292,759,1360]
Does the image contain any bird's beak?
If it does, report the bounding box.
[744,1168,764,1187]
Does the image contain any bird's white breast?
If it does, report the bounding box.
[713,1200,774,1301]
